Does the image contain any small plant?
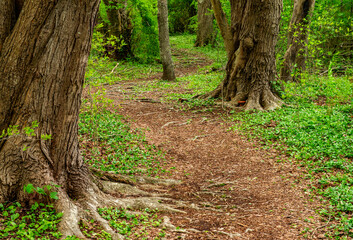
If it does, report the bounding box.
[24,183,60,201]
[0,202,63,239]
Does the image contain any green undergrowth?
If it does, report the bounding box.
[85,57,162,86]
[230,75,353,238]
[74,207,166,240]
[0,202,63,239]
[97,207,165,239]
[170,34,227,71]
[79,110,166,176]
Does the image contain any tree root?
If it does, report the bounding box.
[54,171,186,239]
[91,167,182,187]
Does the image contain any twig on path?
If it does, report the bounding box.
[161,121,180,129]
[207,181,237,188]
[136,98,161,103]
[142,112,160,116]
[190,133,216,141]
[213,230,244,239]
[311,215,332,238]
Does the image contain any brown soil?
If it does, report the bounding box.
[105,49,326,239]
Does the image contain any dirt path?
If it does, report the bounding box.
[106,50,324,239]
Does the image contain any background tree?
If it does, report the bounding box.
[168,0,197,34]
[203,0,283,110]
[210,0,233,57]
[99,0,160,61]
[101,0,134,60]
[280,0,315,82]
[158,0,176,80]
[195,0,215,47]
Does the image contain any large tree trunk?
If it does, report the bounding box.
[203,0,283,110]
[195,0,214,47]
[0,0,115,237]
[102,0,133,60]
[157,0,176,81]
[280,0,315,82]
[0,1,184,238]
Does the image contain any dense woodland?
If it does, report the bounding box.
[0,0,352,239]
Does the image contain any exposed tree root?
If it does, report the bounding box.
[91,167,181,186]
[54,171,186,239]
[196,86,283,111]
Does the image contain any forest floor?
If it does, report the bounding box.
[103,48,328,239]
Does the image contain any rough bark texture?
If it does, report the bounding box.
[210,0,234,57]
[0,0,108,237]
[280,0,315,82]
[203,0,283,110]
[102,0,133,60]
[0,1,182,237]
[157,0,176,81]
[195,0,214,47]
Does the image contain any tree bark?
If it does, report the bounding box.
[195,0,214,47]
[280,0,315,82]
[202,0,283,110]
[157,0,176,81]
[102,0,133,60]
[0,0,104,234]
[210,0,234,57]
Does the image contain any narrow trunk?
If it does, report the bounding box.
[210,0,234,57]
[102,0,133,60]
[157,0,176,81]
[280,0,315,82]
[195,0,214,47]
[203,0,283,110]
[0,0,99,204]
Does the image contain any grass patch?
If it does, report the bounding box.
[79,110,166,176]
[0,202,63,239]
[75,207,167,240]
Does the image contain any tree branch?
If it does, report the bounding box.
[210,0,234,57]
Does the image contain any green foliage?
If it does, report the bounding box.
[0,202,63,239]
[79,110,165,176]
[281,74,353,105]
[129,0,159,62]
[168,0,197,34]
[278,0,353,73]
[97,0,159,62]
[97,207,165,239]
[23,184,60,201]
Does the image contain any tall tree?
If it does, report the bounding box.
[0,0,134,238]
[280,0,315,81]
[157,0,176,80]
[204,0,283,110]
[195,0,214,47]
[102,0,133,60]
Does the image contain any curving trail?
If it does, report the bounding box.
[106,49,325,239]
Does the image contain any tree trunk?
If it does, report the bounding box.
[157,0,176,81]
[203,0,283,110]
[195,0,214,47]
[210,0,234,57]
[0,0,111,237]
[280,0,315,82]
[102,0,133,60]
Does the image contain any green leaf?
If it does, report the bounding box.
[36,187,46,195]
[49,192,59,200]
[24,184,34,194]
